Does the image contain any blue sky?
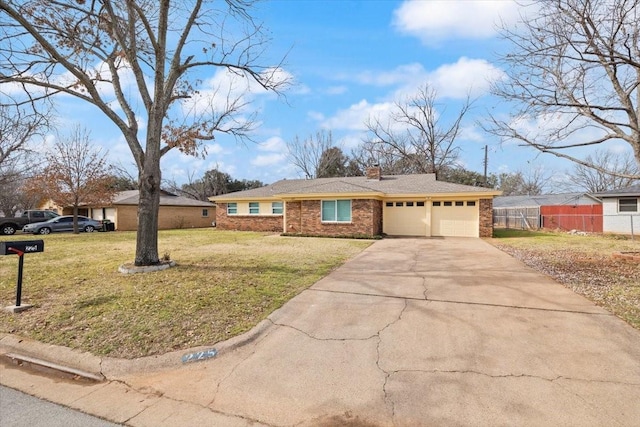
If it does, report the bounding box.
[47,0,634,187]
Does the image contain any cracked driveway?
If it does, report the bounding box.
[118,237,640,426]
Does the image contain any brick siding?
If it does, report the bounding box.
[285,199,382,237]
[216,203,284,232]
[479,198,494,237]
[115,205,215,231]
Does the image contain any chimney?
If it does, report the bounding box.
[366,164,381,181]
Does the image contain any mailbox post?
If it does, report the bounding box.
[1,240,44,313]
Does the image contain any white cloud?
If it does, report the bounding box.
[352,59,504,100]
[180,66,291,118]
[205,143,225,155]
[357,63,426,87]
[458,125,486,143]
[608,143,633,155]
[393,0,521,45]
[320,58,504,132]
[257,136,287,152]
[307,111,325,122]
[181,69,252,117]
[251,153,287,167]
[322,100,395,131]
[338,134,365,150]
[325,85,348,95]
[427,57,505,98]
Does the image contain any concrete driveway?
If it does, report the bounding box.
[1,238,639,426]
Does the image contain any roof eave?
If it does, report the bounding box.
[279,191,385,200]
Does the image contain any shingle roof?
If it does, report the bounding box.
[591,184,640,198]
[210,174,500,200]
[493,193,601,208]
[113,190,214,207]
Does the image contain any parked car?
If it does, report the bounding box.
[0,210,59,235]
[22,215,103,235]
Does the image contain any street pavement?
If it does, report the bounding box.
[0,385,120,426]
[1,237,639,426]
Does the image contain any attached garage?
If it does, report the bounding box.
[431,200,479,237]
[383,200,428,236]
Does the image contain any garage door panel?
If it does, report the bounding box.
[383,202,427,236]
[432,205,478,237]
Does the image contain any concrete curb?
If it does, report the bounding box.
[0,334,103,380]
[0,317,276,381]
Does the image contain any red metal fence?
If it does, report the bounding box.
[540,205,603,232]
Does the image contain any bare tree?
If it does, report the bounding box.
[565,149,640,192]
[165,168,231,201]
[26,126,116,233]
[0,1,287,265]
[488,0,640,178]
[519,167,551,196]
[0,103,49,184]
[287,130,336,179]
[317,146,351,178]
[0,169,40,216]
[362,84,472,178]
[495,168,550,196]
[350,142,412,175]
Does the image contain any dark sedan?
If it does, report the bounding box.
[22,215,103,235]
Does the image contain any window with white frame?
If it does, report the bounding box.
[321,200,351,222]
[227,203,237,215]
[272,201,283,214]
[202,209,209,217]
[249,202,260,214]
[619,198,638,212]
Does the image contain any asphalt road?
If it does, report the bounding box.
[0,385,120,427]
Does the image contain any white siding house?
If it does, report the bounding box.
[592,185,640,235]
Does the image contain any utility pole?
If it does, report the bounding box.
[483,145,488,186]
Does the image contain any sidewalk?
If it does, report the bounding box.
[1,238,639,426]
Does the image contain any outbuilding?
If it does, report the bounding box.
[592,184,640,235]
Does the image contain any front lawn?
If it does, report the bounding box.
[0,230,371,358]
[490,229,640,329]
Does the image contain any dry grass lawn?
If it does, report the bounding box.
[490,229,640,329]
[0,229,371,358]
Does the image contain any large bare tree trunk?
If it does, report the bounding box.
[136,163,161,265]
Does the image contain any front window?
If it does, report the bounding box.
[619,198,638,212]
[202,209,209,217]
[227,203,237,215]
[322,200,351,222]
[249,202,260,215]
[272,202,283,214]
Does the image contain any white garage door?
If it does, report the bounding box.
[91,208,116,222]
[383,201,427,236]
[431,201,478,237]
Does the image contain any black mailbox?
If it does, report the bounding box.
[1,240,45,256]
[1,240,44,310]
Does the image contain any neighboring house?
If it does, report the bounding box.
[591,184,640,235]
[493,193,602,232]
[40,190,215,231]
[209,167,501,238]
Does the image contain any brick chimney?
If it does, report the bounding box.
[366,164,381,180]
